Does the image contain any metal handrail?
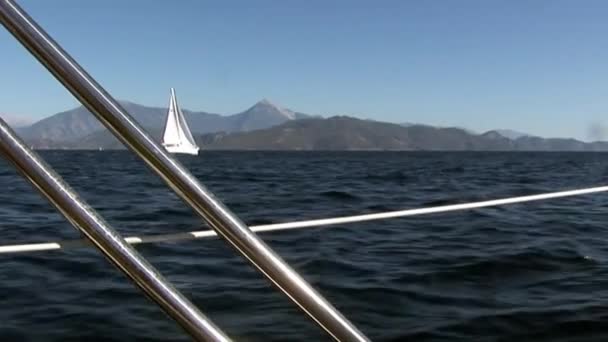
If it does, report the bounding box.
[0,0,369,340]
[0,119,231,341]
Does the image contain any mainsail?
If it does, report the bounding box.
[161,88,199,155]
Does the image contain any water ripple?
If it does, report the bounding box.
[0,151,607,341]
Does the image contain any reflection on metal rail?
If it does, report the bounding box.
[0,0,369,341]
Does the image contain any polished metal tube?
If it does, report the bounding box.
[0,1,368,340]
[0,119,231,341]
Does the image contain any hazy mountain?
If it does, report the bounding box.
[401,122,477,134]
[194,117,514,150]
[494,129,532,139]
[36,115,608,151]
[192,117,608,151]
[11,99,607,151]
[231,99,296,131]
[512,136,590,151]
[2,114,34,128]
[17,99,307,144]
[17,106,101,142]
[18,102,170,143]
[71,129,162,150]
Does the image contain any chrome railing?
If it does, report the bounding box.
[0,119,231,341]
[0,0,369,341]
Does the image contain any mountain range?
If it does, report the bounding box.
[8,99,608,151]
[194,117,608,151]
[16,99,311,146]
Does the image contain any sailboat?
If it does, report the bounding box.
[161,88,200,155]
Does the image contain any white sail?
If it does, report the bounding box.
[161,88,199,155]
[173,91,197,147]
[162,92,181,146]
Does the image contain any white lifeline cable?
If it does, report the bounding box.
[1,185,608,254]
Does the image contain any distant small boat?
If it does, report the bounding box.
[161,88,199,155]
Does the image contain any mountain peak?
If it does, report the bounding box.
[494,129,532,139]
[257,98,274,106]
[248,98,295,120]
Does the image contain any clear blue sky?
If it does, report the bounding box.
[1,0,608,140]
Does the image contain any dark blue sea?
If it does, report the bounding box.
[1,151,608,341]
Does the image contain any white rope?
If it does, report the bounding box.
[1,185,607,254]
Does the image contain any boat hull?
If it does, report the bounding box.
[163,144,199,155]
